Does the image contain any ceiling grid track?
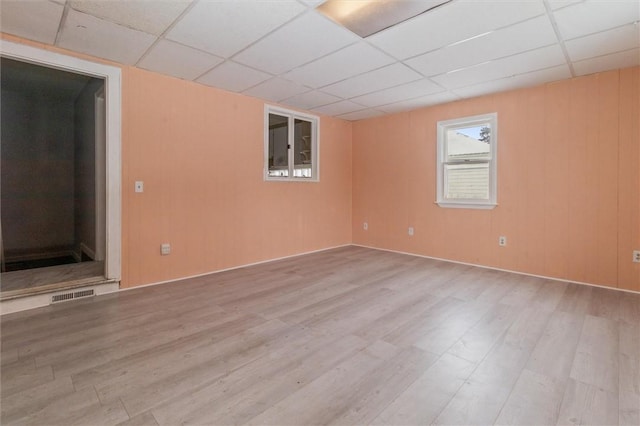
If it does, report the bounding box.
[133,0,201,67]
[53,2,71,46]
[542,0,577,78]
[2,0,638,119]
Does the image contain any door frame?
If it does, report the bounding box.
[95,87,106,262]
[1,40,122,282]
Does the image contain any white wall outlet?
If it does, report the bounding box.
[135,181,144,193]
[363,222,368,230]
[408,227,414,236]
[161,243,171,255]
[633,250,640,263]
[499,236,507,247]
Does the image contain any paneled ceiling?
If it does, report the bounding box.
[1,0,638,121]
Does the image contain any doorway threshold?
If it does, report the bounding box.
[1,275,117,301]
[1,261,104,294]
[1,261,119,314]
[1,277,119,315]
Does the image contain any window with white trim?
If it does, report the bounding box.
[265,106,319,181]
[436,113,497,209]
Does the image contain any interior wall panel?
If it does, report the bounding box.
[120,67,353,288]
[353,67,640,290]
[2,34,637,292]
[617,67,640,291]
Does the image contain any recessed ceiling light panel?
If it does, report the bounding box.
[317,0,452,38]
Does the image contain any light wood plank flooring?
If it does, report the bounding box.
[1,246,638,425]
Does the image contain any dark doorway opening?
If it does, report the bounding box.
[1,57,106,295]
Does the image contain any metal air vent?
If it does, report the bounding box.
[51,289,95,303]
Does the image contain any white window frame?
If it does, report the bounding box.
[264,105,319,182]
[436,112,497,209]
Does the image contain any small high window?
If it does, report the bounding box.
[265,106,318,181]
[436,113,497,209]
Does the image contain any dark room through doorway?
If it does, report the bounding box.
[1,57,106,296]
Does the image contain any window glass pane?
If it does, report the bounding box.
[445,162,489,200]
[294,118,312,178]
[292,168,313,178]
[268,113,289,177]
[446,124,491,161]
[265,106,319,182]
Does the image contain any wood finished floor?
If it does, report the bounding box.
[1,246,638,425]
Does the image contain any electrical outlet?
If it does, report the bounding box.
[633,250,640,263]
[408,227,414,236]
[499,236,507,247]
[363,222,368,230]
[161,243,171,255]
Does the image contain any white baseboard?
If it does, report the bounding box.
[119,243,352,293]
[352,244,640,295]
[1,244,350,314]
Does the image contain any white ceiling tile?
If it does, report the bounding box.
[299,0,325,6]
[451,65,571,98]
[573,48,640,76]
[368,0,546,59]
[338,109,386,121]
[431,45,566,89]
[137,39,223,81]
[553,0,640,40]
[5,0,633,121]
[197,61,272,93]
[68,0,191,36]
[350,79,443,107]
[322,63,422,99]
[406,15,557,77]
[280,90,342,110]
[283,42,394,88]
[242,78,309,102]
[233,12,359,75]
[0,0,64,44]
[166,0,304,58]
[565,23,640,61]
[377,91,461,114]
[58,10,156,65]
[312,100,366,116]
[547,0,584,10]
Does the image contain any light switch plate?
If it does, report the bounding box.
[135,181,144,193]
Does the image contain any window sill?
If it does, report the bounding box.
[435,201,497,210]
[265,177,319,183]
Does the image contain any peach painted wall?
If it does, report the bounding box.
[2,34,353,289]
[3,34,638,292]
[121,68,352,288]
[352,67,639,292]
